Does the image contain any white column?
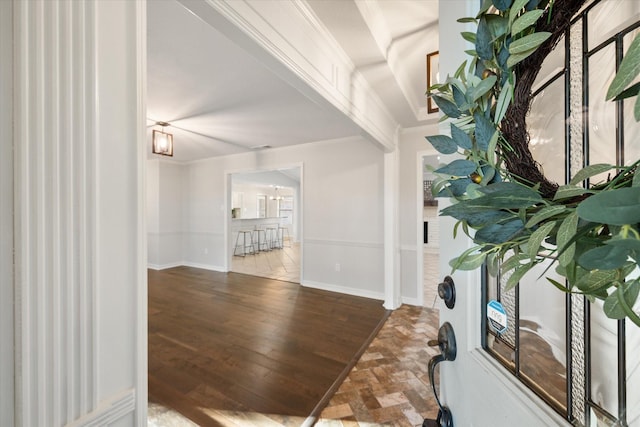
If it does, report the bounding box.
[0,1,14,426]
[384,144,401,310]
[13,0,146,426]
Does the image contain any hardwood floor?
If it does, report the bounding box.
[148,267,388,426]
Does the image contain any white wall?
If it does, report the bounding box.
[149,122,447,303]
[151,136,386,299]
[147,160,186,269]
[397,123,439,303]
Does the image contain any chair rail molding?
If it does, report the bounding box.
[177,0,400,152]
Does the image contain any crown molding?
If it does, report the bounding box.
[178,0,400,152]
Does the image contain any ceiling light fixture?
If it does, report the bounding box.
[152,121,173,157]
[270,186,283,201]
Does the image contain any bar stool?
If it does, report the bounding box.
[233,230,255,256]
[265,224,279,249]
[253,226,270,252]
[277,225,291,248]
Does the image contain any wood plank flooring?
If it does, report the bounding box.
[148,267,388,426]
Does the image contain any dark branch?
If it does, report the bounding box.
[500,0,587,199]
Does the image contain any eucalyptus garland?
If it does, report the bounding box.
[427,0,640,326]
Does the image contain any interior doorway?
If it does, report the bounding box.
[228,167,302,283]
[421,155,440,308]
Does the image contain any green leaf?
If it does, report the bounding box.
[433,96,462,118]
[486,15,509,39]
[505,262,534,291]
[474,112,496,151]
[506,47,538,68]
[494,80,513,124]
[634,165,640,188]
[577,187,640,225]
[528,221,556,261]
[492,0,513,11]
[470,75,497,102]
[461,31,477,44]
[611,81,640,101]
[575,269,617,293]
[450,123,473,150]
[426,135,458,155]
[501,253,529,272]
[607,34,640,100]
[509,0,530,25]
[569,164,615,185]
[475,219,524,244]
[578,245,630,271]
[440,204,514,227]
[486,133,500,168]
[511,9,544,36]
[452,85,468,109]
[476,15,494,61]
[457,17,478,24]
[525,205,567,228]
[477,0,493,16]
[603,280,640,320]
[509,32,552,54]
[486,252,499,277]
[450,248,487,271]
[435,159,478,176]
[553,185,593,201]
[557,211,578,267]
[476,182,542,207]
[605,235,640,252]
[547,277,570,293]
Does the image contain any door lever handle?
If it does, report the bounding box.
[423,322,456,427]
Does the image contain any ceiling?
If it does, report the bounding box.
[147,0,439,162]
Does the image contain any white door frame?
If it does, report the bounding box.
[225,163,304,282]
[0,1,14,425]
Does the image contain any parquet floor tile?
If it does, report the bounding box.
[316,305,440,427]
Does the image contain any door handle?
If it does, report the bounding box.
[423,322,456,427]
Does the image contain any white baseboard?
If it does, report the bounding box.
[401,296,421,307]
[301,280,384,301]
[147,262,183,270]
[182,262,226,272]
[147,262,226,272]
[67,388,135,427]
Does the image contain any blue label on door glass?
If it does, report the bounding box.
[487,299,508,334]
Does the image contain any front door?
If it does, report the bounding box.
[436,1,640,426]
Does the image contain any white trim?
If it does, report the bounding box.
[301,280,384,302]
[176,0,398,152]
[401,296,421,306]
[384,147,401,310]
[225,162,304,282]
[0,0,13,425]
[416,150,434,308]
[304,238,382,249]
[135,2,148,424]
[181,262,227,272]
[148,262,227,272]
[66,389,136,427]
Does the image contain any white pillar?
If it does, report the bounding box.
[0,1,14,426]
[12,0,147,425]
[384,144,401,310]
